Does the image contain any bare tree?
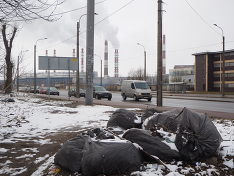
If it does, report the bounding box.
[2,24,17,93]
[128,68,144,80]
[0,0,64,22]
[0,1,65,93]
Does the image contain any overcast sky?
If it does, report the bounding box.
[12,0,234,78]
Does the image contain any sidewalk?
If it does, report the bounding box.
[35,93,234,120]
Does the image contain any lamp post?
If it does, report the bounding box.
[34,38,47,94]
[137,43,146,81]
[94,54,102,86]
[76,14,87,98]
[214,24,225,97]
[17,50,28,92]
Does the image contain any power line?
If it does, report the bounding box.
[184,0,221,36]
[39,0,135,51]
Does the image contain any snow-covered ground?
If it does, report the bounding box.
[0,93,233,176]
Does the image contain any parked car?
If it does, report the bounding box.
[68,88,85,97]
[46,87,59,96]
[93,86,112,100]
[30,86,39,93]
[39,87,48,94]
[19,87,30,92]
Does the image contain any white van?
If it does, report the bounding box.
[121,80,152,101]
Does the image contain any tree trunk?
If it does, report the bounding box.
[2,24,17,93]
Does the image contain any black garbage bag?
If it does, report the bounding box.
[123,128,181,162]
[175,107,223,163]
[107,109,141,130]
[54,135,88,173]
[141,108,161,122]
[142,109,181,132]
[81,136,143,175]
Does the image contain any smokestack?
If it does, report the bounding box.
[114,49,119,78]
[162,35,166,75]
[81,48,84,73]
[45,50,48,56]
[104,40,108,79]
[54,50,56,57]
[73,49,75,57]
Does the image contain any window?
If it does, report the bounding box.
[214,63,220,68]
[214,84,220,88]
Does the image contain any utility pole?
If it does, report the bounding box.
[85,0,95,105]
[76,22,80,98]
[157,0,163,106]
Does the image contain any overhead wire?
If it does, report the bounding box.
[184,0,221,36]
[38,0,135,51]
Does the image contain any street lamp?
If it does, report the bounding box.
[137,43,146,81]
[94,54,102,86]
[17,50,28,92]
[214,24,225,97]
[34,38,47,94]
[76,13,98,98]
[76,14,87,98]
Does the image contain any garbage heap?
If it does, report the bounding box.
[54,107,222,175]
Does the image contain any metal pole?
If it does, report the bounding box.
[222,36,225,97]
[101,59,102,86]
[76,22,80,98]
[17,56,19,92]
[213,24,225,97]
[157,0,163,106]
[68,59,70,101]
[85,0,95,105]
[34,45,36,94]
[34,38,47,94]
[144,50,146,81]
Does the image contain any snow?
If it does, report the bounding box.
[0,93,234,175]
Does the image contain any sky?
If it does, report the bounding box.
[10,0,234,78]
[0,93,233,175]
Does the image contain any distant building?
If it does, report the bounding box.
[169,65,195,84]
[193,49,234,92]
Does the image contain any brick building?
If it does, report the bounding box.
[193,49,234,92]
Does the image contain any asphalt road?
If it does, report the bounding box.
[37,90,234,119]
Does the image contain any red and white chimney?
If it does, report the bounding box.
[53,50,56,57]
[104,40,108,79]
[114,49,119,78]
[81,48,84,73]
[162,35,166,75]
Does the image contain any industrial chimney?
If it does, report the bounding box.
[104,40,108,79]
[162,35,166,75]
[114,49,119,78]
[81,48,84,73]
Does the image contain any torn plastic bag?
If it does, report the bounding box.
[123,128,181,162]
[142,109,181,132]
[175,107,223,163]
[54,135,88,173]
[107,109,141,130]
[81,136,143,175]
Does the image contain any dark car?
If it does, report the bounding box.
[46,87,59,96]
[39,87,48,94]
[30,86,39,93]
[68,88,85,97]
[93,86,112,100]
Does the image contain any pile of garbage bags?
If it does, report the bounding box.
[54,107,222,175]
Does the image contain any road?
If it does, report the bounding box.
[58,90,234,114]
